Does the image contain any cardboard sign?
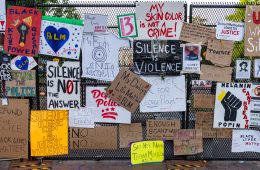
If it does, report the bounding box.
[214,83,252,129]
[0,52,12,81]
[250,84,260,127]
[39,16,83,60]
[200,64,232,83]
[47,61,80,110]
[81,32,130,81]
[131,140,164,165]
[119,123,143,148]
[196,112,217,138]
[180,23,216,45]
[133,40,182,75]
[84,14,108,33]
[173,129,203,155]
[182,44,201,73]
[146,120,181,140]
[206,39,234,67]
[216,21,244,41]
[136,2,184,40]
[70,126,117,149]
[0,0,6,31]
[245,5,260,56]
[11,55,37,70]
[30,110,68,156]
[86,87,131,124]
[117,14,138,38]
[254,59,260,78]
[216,129,232,138]
[69,108,96,128]
[106,68,151,113]
[4,6,41,56]
[192,80,212,89]
[232,130,260,153]
[236,60,251,79]
[193,94,215,109]
[140,76,186,112]
[5,70,36,97]
[0,99,29,158]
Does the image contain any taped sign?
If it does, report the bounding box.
[117,14,138,38]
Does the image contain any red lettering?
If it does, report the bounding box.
[253,11,260,24]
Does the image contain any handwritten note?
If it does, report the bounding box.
[69,108,96,128]
[70,126,117,149]
[0,52,12,81]
[193,94,215,109]
[0,99,29,158]
[30,110,68,156]
[232,130,260,152]
[131,140,164,165]
[119,123,143,148]
[146,120,180,140]
[216,21,244,41]
[195,112,217,138]
[84,14,108,33]
[200,64,232,83]
[107,68,151,113]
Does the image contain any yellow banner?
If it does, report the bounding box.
[131,140,164,165]
[30,110,68,156]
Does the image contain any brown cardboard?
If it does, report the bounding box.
[146,120,181,140]
[244,5,260,56]
[193,94,215,109]
[5,70,36,97]
[70,126,118,149]
[119,123,143,148]
[0,99,29,158]
[206,39,234,67]
[180,22,216,45]
[173,129,203,155]
[200,64,232,83]
[106,68,151,112]
[216,129,232,138]
[195,112,217,138]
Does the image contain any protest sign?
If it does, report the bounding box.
[0,33,4,48]
[70,126,117,149]
[5,70,36,97]
[81,32,130,81]
[193,94,215,109]
[133,40,182,75]
[136,2,184,40]
[216,21,244,41]
[106,68,151,113]
[11,56,37,70]
[69,108,96,128]
[180,23,216,45]
[192,80,212,89]
[39,16,83,60]
[86,87,131,124]
[236,60,251,79]
[254,59,260,78]
[117,14,138,38]
[206,39,234,67]
[0,99,29,158]
[4,6,41,56]
[84,14,108,33]
[130,140,164,165]
[0,0,6,31]
[216,129,232,138]
[119,123,143,148]
[30,110,68,156]
[140,76,186,112]
[232,130,260,153]
[0,52,12,81]
[146,120,180,140]
[182,44,201,73]
[214,83,252,129]
[200,64,232,83]
[195,112,217,138]
[245,5,260,56]
[250,84,260,127]
[47,61,80,110]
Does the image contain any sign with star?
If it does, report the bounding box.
[85,86,131,124]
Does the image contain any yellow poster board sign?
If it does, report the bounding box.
[30,110,68,156]
[131,140,164,165]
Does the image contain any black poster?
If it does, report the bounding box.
[133,40,182,75]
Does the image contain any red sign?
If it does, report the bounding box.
[4,6,42,56]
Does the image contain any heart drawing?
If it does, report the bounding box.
[44,26,69,53]
[15,56,29,70]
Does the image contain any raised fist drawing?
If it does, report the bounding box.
[221,91,242,121]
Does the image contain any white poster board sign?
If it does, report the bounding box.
[214,83,252,129]
[250,84,260,127]
[85,86,131,124]
[69,108,96,128]
[140,76,186,112]
[182,44,201,73]
[0,0,6,31]
[136,2,184,40]
[232,130,260,153]
[235,60,251,79]
[11,56,38,70]
[47,61,80,110]
[83,14,108,33]
[216,21,244,41]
